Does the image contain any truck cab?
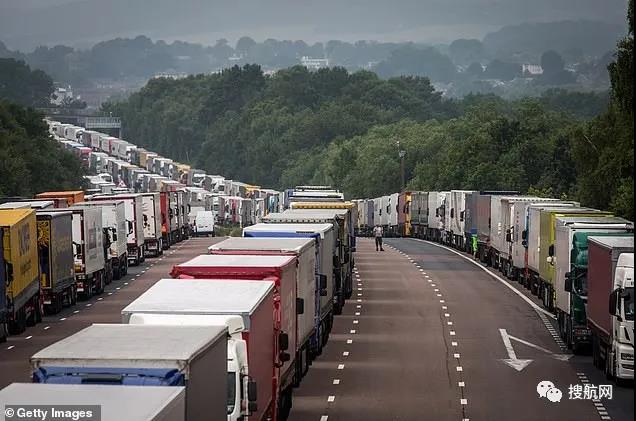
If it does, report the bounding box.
[609,253,634,379]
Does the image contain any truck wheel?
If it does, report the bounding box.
[9,307,26,335]
[122,256,128,275]
[70,286,77,306]
[0,323,7,343]
[113,265,121,281]
[27,295,41,327]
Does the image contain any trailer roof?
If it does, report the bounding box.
[0,208,34,225]
[557,216,633,226]
[0,383,184,420]
[290,201,355,209]
[32,324,226,364]
[209,237,314,253]
[588,236,634,249]
[243,223,333,237]
[176,254,295,268]
[123,279,275,316]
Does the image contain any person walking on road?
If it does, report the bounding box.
[373,224,384,251]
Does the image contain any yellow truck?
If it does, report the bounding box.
[0,209,41,334]
[537,208,612,311]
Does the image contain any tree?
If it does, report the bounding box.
[483,59,521,81]
[0,58,53,106]
[541,50,565,75]
[236,36,257,54]
[608,0,634,113]
[374,46,456,82]
[449,39,485,65]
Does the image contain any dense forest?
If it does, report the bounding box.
[0,60,85,197]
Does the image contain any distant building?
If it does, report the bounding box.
[152,72,188,80]
[300,56,329,70]
[522,64,543,75]
[50,85,74,106]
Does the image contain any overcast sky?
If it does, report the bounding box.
[0,0,629,50]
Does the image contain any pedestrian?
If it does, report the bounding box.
[373,224,384,251]
[472,234,478,260]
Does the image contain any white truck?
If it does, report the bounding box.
[89,194,145,266]
[141,192,163,256]
[122,279,271,421]
[73,200,128,280]
[31,324,228,421]
[0,383,186,421]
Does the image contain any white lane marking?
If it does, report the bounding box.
[357,299,362,302]
[413,239,556,320]
[73,310,79,314]
[25,336,32,340]
[460,399,468,405]
[452,341,458,346]
[350,330,356,334]
[124,282,128,285]
[458,381,465,387]
[43,326,50,330]
[327,396,336,402]
[59,317,66,321]
[419,269,424,272]
[456,366,463,372]
[85,303,92,307]
[97,297,103,301]
[447,321,453,325]
[442,306,448,310]
[427,280,432,283]
[108,292,113,295]
[450,331,456,336]
[333,379,340,385]
[7,345,14,350]
[436,294,442,297]
[356,305,361,309]
[343,351,349,357]
[434,288,439,292]
[355,312,360,316]
[337,364,345,370]
[454,353,461,358]
[439,299,445,303]
[353,320,359,324]
[444,313,450,317]
[347,339,353,344]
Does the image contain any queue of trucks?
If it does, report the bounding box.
[353,190,634,382]
[2,182,357,421]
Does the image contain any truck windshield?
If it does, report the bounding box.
[227,371,236,415]
[624,287,634,321]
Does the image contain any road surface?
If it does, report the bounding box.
[0,237,218,388]
[288,238,633,421]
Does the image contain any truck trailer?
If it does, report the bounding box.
[0,209,41,334]
[31,324,227,421]
[141,192,163,256]
[35,211,76,314]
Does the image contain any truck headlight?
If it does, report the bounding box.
[620,353,634,361]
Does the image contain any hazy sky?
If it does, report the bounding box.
[0,0,629,50]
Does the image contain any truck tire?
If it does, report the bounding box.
[9,307,26,335]
[113,265,121,281]
[122,255,128,275]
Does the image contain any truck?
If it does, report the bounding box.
[0,383,187,421]
[209,237,322,363]
[263,208,354,309]
[586,236,634,382]
[554,217,633,352]
[535,208,611,310]
[49,207,106,299]
[31,324,227,421]
[141,192,163,257]
[73,200,128,279]
[122,279,271,421]
[409,191,428,239]
[448,190,478,250]
[35,211,76,314]
[35,191,84,207]
[89,194,145,265]
[397,192,411,237]
[426,191,448,242]
[170,254,299,418]
[194,211,215,236]
[0,228,6,342]
[242,223,335,347]
[0,209,41,334]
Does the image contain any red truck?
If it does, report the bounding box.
[170,254,298,420]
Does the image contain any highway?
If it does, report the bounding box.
[0,237,219,389]
[288,238,634,421]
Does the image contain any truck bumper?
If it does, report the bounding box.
[616,343,634,379]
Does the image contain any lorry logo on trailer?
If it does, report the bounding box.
[18,224,31,256]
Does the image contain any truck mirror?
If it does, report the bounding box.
[505,232,512,243]
[247,379,258,403]
[460,211,465,222]
[521,230,527,240]
[318,274,327,289]
[296,298,305,315]
[564,273,572,292]
[609,290,618,317]
[279,351,291,363]
[127,220,133,235]
[522,240,527,247]
[548,244,555,257]
[279,332,289,351]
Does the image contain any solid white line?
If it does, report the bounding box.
[499,329,518,359]
[413,239,556,320]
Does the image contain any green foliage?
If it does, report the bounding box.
[374,46,456,82]
[0,58,53,106]
[0,101,85,197]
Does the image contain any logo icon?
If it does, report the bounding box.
[537,380,562,403]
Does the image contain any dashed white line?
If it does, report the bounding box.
[349,330,356,334]
[73,310,80,314]
[59,317,66,321]
[327,396,336,403]
[342,351,350,357]
[355,312,360,316]
[25,335,32,340]
[452,341,458,346]
[454,353,461,358]
[458,381,465,387]
[6,345,14,350]
[353,320,359,324]
[337,364,345,370]
[346,339,353,344]
[332,379,340,385]
[450,331,456,336]
[43,326,50,330]
[456,366,463,372]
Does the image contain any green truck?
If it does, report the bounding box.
[553,216,633,353]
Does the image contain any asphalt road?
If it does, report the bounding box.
[0,236,219,389]
[288,238,633,421]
